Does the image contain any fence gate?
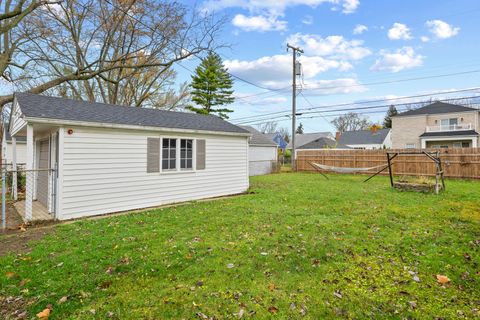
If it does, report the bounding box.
[1,164,56,229]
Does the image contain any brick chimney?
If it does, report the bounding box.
[335,131,341,141]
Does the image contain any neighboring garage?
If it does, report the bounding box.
[241,126,278,176]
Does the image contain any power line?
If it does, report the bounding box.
[231,87,480,122]
[301,69,480,92]
[236,95,480,125]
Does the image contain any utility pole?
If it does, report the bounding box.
[287,43,303,171]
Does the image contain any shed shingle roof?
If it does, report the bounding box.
[14,93,249,135]
[338,128,390,145]
[240,126,277,146]
[396,101,478,117]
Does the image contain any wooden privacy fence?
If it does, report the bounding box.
[296,148,480,179]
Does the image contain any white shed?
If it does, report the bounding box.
[9,93,250,221]
[2,130,27,165]
[240,126,278,176]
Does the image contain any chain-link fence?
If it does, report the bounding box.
[1,163,56,229]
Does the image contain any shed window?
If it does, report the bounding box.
[180,139,193,170]
[162,138,177,170]
[405,143,415,149]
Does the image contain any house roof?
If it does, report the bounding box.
[240,126,277,146]
[396,101,478,117]
[338,128,390,145]
[287,132,333,149]
[14,93,249,135]
[419,130,479,137]
[297,137,341,149]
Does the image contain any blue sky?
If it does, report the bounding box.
[177,0,480,133]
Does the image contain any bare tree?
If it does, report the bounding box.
[0,0,224,108]
[1,0,60,80]
[331,112,371,132]
[258,121,278,134]
[277,126,290,143]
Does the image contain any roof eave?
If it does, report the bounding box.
[25,117,251,137]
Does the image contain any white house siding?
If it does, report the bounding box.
[59,126,249,220]
[248,145,277,176]
[4,142,27,164]
[10,101,27,136]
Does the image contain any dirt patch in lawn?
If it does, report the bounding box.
[0,226,55,257]
[0,295,37,320]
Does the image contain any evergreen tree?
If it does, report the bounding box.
[296,123,304,134]
[188,53,235,119]
[383,105,398,128]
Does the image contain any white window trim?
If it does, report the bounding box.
[159,136,197,174]
[405,143,416,149]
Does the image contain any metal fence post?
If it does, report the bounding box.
[2,167,6,229]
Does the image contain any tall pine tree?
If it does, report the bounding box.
[188,53,235,119]
[383,105,398,128]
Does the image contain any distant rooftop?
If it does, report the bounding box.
[287,132,333,149]
[240,126,277,146]
[338,128,390,145]
[396,101,478,117]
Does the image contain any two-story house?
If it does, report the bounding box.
[391,101,479,149]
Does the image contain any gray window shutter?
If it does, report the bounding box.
[196,139,206,170]
[147,138,160,173]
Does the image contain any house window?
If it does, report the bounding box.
[180,139,193,170]
[453,142,462,148]
[462,142,470,148]
[405,143,416,149]
[440,118,458,130]
[162,138,177,170]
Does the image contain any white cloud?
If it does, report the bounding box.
[232,14,287,32]
[371,47,424,73]
[387,23,412,40]
[225,54,354,89]
[287,33,371,60]
[301,78,367,95]
[235,94,288,106]
[342,0,360,14]
[420,36,430,43]
[426,20,459,39]
[302,15,314,25]
[353,24,367,35]
[202,0,360,16]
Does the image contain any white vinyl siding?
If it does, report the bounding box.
[10,101,27,136]
[4,142,27,164]
[248,145,277,176]
[59,126,248,220]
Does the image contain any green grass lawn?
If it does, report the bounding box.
[1,173,479,319]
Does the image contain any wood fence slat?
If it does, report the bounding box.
[296,148,480,179]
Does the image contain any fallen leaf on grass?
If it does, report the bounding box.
[5,271,17,279]
[36,304,52,319]
[268,306,278,314]
[412,275,420,282]
[436,275,450,284]
[333,290,343,299]
[58,296,68,304]
[268,283,275,291]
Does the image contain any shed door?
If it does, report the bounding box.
[37,139,50,207]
